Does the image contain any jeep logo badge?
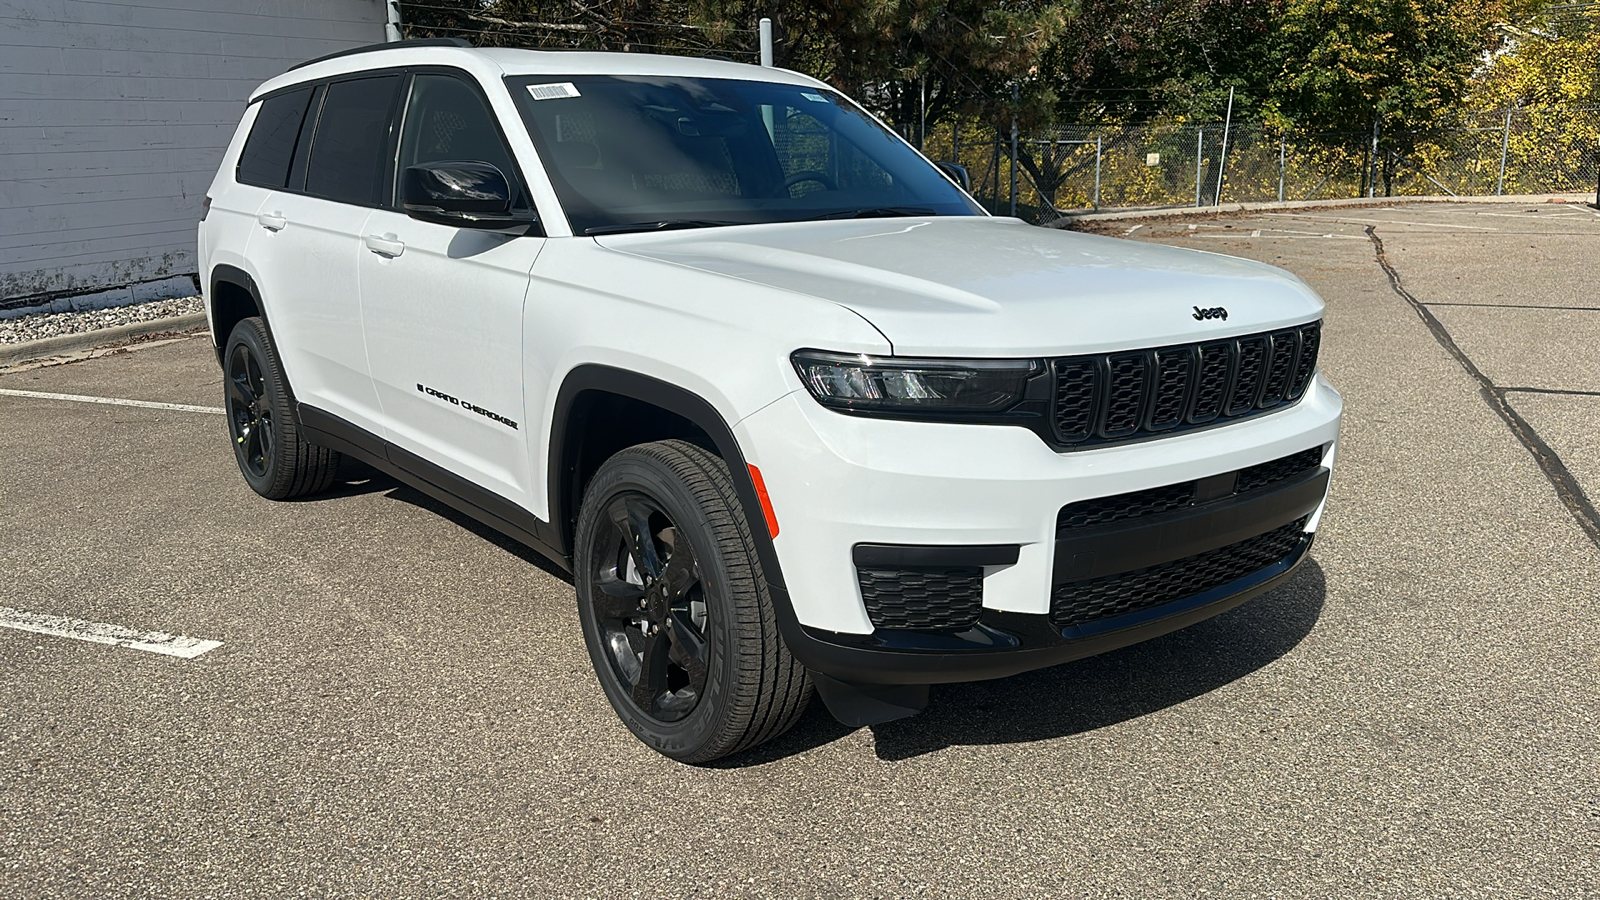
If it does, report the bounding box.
[1192,306,1228,321]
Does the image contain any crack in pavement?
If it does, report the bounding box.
[1364,223,1600,548]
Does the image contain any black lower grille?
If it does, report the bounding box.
[1050,321,1322,449]
[859,566,983,630]
[1050,517,1309,628]
[1058,482,1195,530]
[1057,445,1326,535]
[1237,446,1325,494]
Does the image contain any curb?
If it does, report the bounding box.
[1047,192,1593,226]
[0,313,209,368]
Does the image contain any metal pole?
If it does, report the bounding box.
[1214,87,1234,206]
[1195,128,1203,207]
[1010,84,1019,218]
[1093,137,1102,210]
[1496,110,1512,195]
[1368,113,1380,198]
[758,18,773,66]
[919,77,926,150]
[1277,137,1286,203]
[385,0,403,42]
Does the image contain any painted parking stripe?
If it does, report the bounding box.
[0,606,223,659]
[0,388,223,415]
[1262,212,1495,230]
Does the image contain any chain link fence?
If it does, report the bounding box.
[922,109,1600,224]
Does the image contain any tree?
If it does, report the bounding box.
[1266,0,1502,194]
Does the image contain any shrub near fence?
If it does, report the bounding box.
[919,109,1600,223]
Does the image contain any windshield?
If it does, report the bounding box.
[507,75,982,235]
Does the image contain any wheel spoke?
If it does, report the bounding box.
[666,611,709,695]
[258,410,273,459]
[658,540,700,601]
[630,630,669,711]
[608,498,663,580]
[245,420,265,468]
[245,354,266,400]
[592,577,645,621]
[225,373,253,410]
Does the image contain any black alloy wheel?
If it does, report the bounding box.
[574,440,811,763]
[226,341,274,479]
[221,317,342,500]
[590,493,711,721]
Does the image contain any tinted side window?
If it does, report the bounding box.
[237,88,312,188]
[398,75,517,182]
[305,75,401,205]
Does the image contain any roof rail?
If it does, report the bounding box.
[288,38,474,72]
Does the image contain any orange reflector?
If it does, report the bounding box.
[747,464,779,539]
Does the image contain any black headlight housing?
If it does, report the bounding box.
[791,350,1051,421]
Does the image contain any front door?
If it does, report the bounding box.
[357,72,545,506]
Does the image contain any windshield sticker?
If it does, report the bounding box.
[800,92,829,103]
[528,83,581,101]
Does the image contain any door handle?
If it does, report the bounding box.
[257,212,286,231]
[364,233,405,257]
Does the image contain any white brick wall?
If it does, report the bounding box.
[0,0,388,306]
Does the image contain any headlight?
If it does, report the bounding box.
[791,350,1041,415]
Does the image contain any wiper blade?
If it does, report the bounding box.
[584,219,743,236]
[806,206,938,221]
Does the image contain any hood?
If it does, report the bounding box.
[597,217,1325,356]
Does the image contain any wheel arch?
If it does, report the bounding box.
[549,364,788,595]
[208,264,267,367]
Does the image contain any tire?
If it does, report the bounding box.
[223,317,342,500]
[574,439,812,763]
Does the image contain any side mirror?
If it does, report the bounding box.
[401,161,536,229]
[935,161,970,191]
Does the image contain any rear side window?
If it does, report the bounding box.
[304,75,401,206]
[237,88,312,188]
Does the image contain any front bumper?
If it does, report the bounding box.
[734,373,1341,684]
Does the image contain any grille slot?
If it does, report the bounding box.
[1057,445,1327,535]
[1236,446,1325,494]
[1051,322,1322,449]
[858,566,983,631]
[1102,353,1150,437]
[1227,336,1268,414]
[1050,517,1309,628]
[1057,482,1195,530]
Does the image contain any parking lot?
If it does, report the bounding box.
[2,201,1597,897]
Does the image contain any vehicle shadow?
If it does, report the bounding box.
[350,472,1325,767]
[382,482,575,583]
[721,560,1327,766]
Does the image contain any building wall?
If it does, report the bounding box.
[0,0,388,308]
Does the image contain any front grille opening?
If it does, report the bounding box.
[1056,445,1326,535]
[1051,321,1322,449]
[1237,446,1325,494]
[1050,517,1309,628]
[1058,482,1196,530]
[858,566,983,631]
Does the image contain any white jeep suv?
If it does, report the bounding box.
[199,39,1342,763]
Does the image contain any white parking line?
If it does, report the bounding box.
[1473,211,1585,220]
[0,388,223,415]
[0,606,223,659]
[1262,212,1496,231]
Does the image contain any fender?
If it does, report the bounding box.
[208,263,270,364]
[548,364,790,598]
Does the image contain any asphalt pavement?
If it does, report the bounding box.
[2,201,1597,897]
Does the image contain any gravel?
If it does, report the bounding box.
[0,296,206,344]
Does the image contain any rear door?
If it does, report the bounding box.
[246,73,403,437]
[356,71,545,506]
